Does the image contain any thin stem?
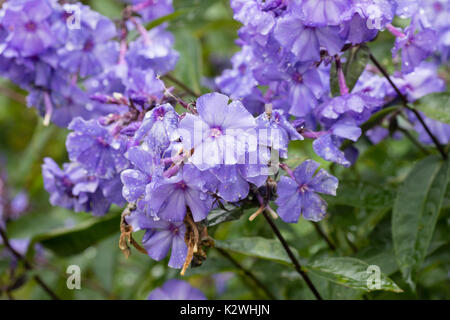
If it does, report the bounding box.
[216,248,276,300]
[0,228,60,300]
[163,74,200,97]
[368,52,447,159]
[262,211,323,300]
[335,56,349,95]
[0,85,26,105]
[312,222,336,251]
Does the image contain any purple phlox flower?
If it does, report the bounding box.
[315,92,384,127]
[58,6,117,77]
[126,25,179,75]
[352,0,397,28]
[395,0,421,18]
[148,279,206,300]
[231,0,276,45]
[134,103,179,155]
[390,61,445,102]
[274,8,345,62]
[285,64,324,117]
[147,164,216,222]
[352,69,390,100]
[295,0,353,27]
[42,158,111,215]
[276,160,338,222]
[126,210,187,269]
[340,12,378,45]
[312,116,362,167]
[47,81,92,127]
[66,117,129,179]
[9,191,29,219]
[391,24,438,74]
[215,46,258,99]
[366,126,390,145]
[178,93,257,170]
[209,165,250,203]
[256,108,303,158]
[128,0,174,23]
[213,272,234,295]
[1,0,54,57]
[99,175,126,209]
[121,146,162,213]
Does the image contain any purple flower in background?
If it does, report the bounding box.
[66,118,129,179]
[126,213,187,269]
[42,158,111,215]
[147,165,216,222]
[231,0,276,45]
[178,93,257,170]
[315,92,383,127]
[215,46,258,99]
[58,6,117,77]
[276,160,338,222]
[148,279,206,300]
[1,0,54,57]
[128,0,174,23]
[391,61,445,102]
[126,25,179,75]
[391,25,437,73]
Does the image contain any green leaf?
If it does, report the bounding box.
[330,45,370,96]
[145,11,186,30]
[323,180,395,209]
[214,237,300,266]
[413,92,450,124]
[392,155,450,289]
[30,212,121,257]
[172,29,203,95]
[306,257,403,293]
[204,204,248,227]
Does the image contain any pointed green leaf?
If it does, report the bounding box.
[214,237,300,266]
[30,212,121,257]
[392,155,450,289]
[306,257,403,293]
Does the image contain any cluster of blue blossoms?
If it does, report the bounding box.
[1,0,449,272]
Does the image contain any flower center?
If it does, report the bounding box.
[210,127,222,138]
[83,39,95,52]
[298,184,308,193]
[292,72,303,83]
[153,107,166,120]
[176,181,187,190]
[25,21,37,32]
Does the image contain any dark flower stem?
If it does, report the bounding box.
[312,222,336,251]
[0,227,60,300]
[368,52,447,160]
[216,248,276,300]
[262,211,323,300]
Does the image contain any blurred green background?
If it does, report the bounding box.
[0,0,449,300]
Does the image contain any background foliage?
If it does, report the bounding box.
[0,0,449,300]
